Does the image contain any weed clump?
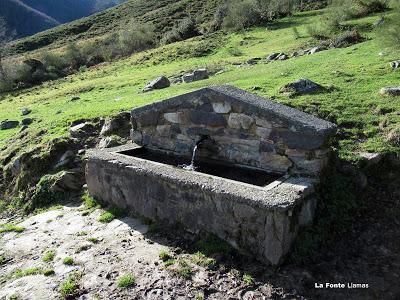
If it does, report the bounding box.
[0,223,24,234]
[63,257,74,265]
[117,274,136,288]
[98,206,125,223]
[159,250,173,261]
[42,250,56,262]
[59,271,82,298]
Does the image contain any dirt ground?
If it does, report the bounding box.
[1,164,399,300]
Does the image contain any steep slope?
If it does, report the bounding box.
[0,0,60,38]
[8,0,222,54]
[0,0,127,39]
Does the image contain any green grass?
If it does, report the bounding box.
[87,237,99,243]
[117,274,136,289]
[76,231,88,236]
[242,273,255,285]
[14,267,54,277]
[63,257,74,265]
[159,250,173,261]
[191,251,216,267]
[1,10,397,173]
[42,250,56,262]
[59,271,81,298]
[0,224,25,234]
[98,211,115,223]
[98,206,125,223]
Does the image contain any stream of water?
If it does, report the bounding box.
[181,144,198,171]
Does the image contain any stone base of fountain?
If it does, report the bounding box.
[86,144,318,265]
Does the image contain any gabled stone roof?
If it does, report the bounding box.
[131,85,337,136]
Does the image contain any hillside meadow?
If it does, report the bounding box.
[0,10,399,162]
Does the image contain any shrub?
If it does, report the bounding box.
[117,274,136,288]
[119,23,156,55]
[355,0,388,17]
[376,4,400,49]
[64,43,87,69]
[40,51,66,70]
[99,211,115,223]
[161,18,198,45]
[222,0,261,31]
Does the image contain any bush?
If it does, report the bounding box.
[222,0,261,31]
[161,18,198,45]
[355,0,388,17]
[64,43,87,69]
[119,23,156,55]
[221,0,299,31]
[376,4,400,49]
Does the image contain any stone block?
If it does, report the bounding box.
[189,110,227,127]
[260,153,292,173]
[164,112,187,124]
[255,126,272,139]
[212,102,232,114]
[228,113,254,130]
[155,125,171,137]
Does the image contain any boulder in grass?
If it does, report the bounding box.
[0,120,19,130]
[21,108,31,116]
[182,69,209,83]
[143,76,170,92]
[380,87,400,97]
[390,61,400,70]
[280,79,325,96]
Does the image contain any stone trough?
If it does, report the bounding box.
[86,85,337,265]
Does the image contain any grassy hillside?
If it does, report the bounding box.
[1,10,399,161]
[0,0,128,39]
[7,0,222,54]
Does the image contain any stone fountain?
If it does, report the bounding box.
[86,85,337,265]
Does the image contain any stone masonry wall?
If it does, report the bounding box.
[130,86,337,175]
[86,147,318,265]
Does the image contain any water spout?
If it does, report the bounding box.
[181,135,209,171]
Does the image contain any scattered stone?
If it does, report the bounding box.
[21,118,33,126]
[247,58,260,65]
[143,76,170,92]
[98,136,126,149]
[21,108,31,116]
[280,78,325,95]
[308,46,323,55]
[54,150,75,169]
[358,152,383,168]
[69,122,96,138]
[100,111,131,137]
[20,125,28,132]
[53,169,85,192]
[266,53,281,61]
[390,61,400,70]
[277,53,288,60]
[0,120,19,130]
[70,96,81,101]
[380,87,400,96]
[182,69,209,83]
